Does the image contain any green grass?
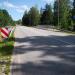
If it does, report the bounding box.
[0,35,15,75]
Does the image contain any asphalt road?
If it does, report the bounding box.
[10,26,75,75]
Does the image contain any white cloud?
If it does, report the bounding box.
[3,2,15,8]
[2,2,29,13]
[16,5,29,13]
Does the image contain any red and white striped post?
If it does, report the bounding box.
[0,27,10,39]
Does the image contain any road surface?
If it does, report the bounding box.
[10,26,75,75]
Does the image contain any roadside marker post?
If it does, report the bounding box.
[0,27,10,38]
[9,27,15,37]
[0,27,10,44]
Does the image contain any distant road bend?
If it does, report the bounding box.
[10,25,75,75]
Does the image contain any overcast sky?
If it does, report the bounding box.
[0,0,54,20]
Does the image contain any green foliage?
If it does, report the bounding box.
[72,0,75,30]
[22,11,30,26]
[40,4,53,25]
[0,9,15,27]
[22,7,40,26]
[54,0,71,30]
[60,0,70,29]
[22,0,75,31]
[15,19,22,25]
[29,7,40,26]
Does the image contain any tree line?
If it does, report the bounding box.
[22,0,75,31]
[0,9,15,27]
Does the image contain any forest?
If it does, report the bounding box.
[22,0,75,31]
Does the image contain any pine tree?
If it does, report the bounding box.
[59,0,70,29]
[54,0,70,30]
[29,7,40,26]
[22,11,30,25]
[22,6,40,26]
[72,0,75,30]
[40,4,53,25]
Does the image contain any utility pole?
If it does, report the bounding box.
[57,0,59,29]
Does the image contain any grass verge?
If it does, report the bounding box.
[0,33,15,75]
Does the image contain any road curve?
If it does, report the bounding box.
[10,26,75,75]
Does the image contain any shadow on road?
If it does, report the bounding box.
[12,35,75,75]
